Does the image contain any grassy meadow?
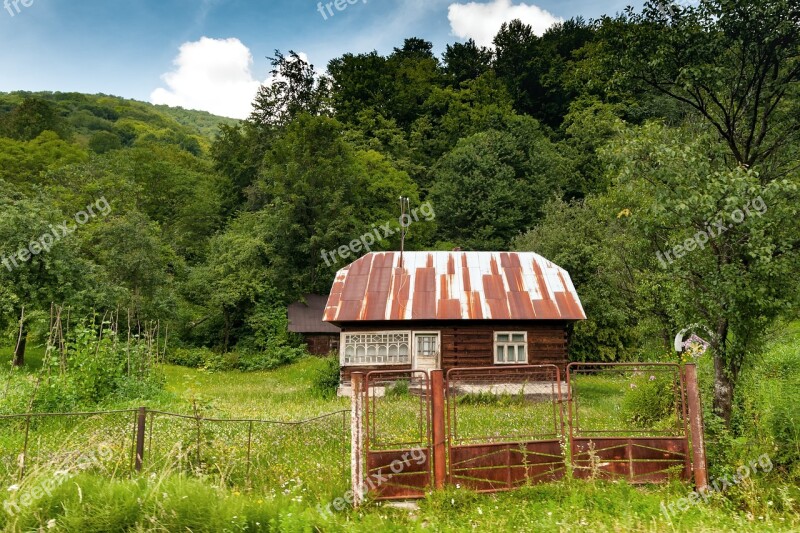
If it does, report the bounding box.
[0,327,797,531]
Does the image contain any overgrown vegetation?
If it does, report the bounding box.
[0,327,797,531]
[1,320,164,414]
[1,0,799,528]
[312,355,342,399]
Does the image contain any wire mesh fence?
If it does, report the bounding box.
[0,407,350,498]
[364,370,431,452]
[446,365,563,446]
[566,363,687,438]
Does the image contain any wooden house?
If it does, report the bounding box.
[322,251,585,391]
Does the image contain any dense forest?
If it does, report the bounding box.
[1,0,798,424]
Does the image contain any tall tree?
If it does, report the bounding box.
[614,0,800,171]
[443,39,494,86]
[604,122,800,423]
[0,184,92,365]
[250,51,330,130]
[429,116,576,249]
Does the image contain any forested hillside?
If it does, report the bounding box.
[1,0,798,425]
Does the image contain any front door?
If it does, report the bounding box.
[412,332,440,374]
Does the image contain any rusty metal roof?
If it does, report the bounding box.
[323,252,586,322]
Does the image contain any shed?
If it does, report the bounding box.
[288,294,341,355]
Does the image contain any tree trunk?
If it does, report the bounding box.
[223,309,231,354]
[13,325,27,367]
[712,353,734,424]
[712,319,733,424]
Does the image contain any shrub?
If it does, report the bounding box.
[385,379,410,397]
[457,391,525,406]
[165,347,210,368]
[0,322,164,412]
[620,372,677,428]
[311,354,340,399]
[234,345,306,371]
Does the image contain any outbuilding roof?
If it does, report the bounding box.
[288,295,341,333]
[323,251,585,323]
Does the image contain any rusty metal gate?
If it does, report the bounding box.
[358,370,432,500]
[567,363,692,483]
[445,365,565,492]
[351,363,706,504]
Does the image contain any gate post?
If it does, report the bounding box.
[430,370,446,489]
[351,373,365,507]
[684,364,708,490]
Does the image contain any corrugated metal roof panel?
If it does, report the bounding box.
[323,251,586,322]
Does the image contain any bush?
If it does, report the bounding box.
[621,372,677,428]
[166,346,213,368]
[385,379,410,398]
[167,345,306,372]
[234,345,306,371]
[311,354,340,398]
[0,322,164,412]
[457,391,525,406]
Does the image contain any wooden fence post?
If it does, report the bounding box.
[684,364,708,491]
[135,406,147,472]
[351,373,365,507]
[430,370,446,489]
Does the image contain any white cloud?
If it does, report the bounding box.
[150,37,270,120]
[447,0,563,48]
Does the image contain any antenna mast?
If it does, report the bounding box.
[399,196,410,267]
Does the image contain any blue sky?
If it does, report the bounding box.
[0,0,639,118]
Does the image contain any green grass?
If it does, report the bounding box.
[0,335,798,531]
[161,356,348,418]
[1,472,796,532]
[0,344,46,372]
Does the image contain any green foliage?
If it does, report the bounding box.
[620,372,677,428]
[735,323,800,474]
[429,116,576,249]
[456,391,525,407]
[603,120,800,420]
[0,96,70,140]
[0,321,163,413]
[311,355,341,399]
[166,346,212,368]
[514,197,639,361]
[385,379,410,398]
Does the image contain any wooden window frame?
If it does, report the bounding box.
[494,331,528,365]
[340,331,412,366]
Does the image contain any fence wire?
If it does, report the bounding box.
[0,408,350,498]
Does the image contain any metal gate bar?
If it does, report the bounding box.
[362,370,432,500]
[445,365,565,492]
[567,363,691,483]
